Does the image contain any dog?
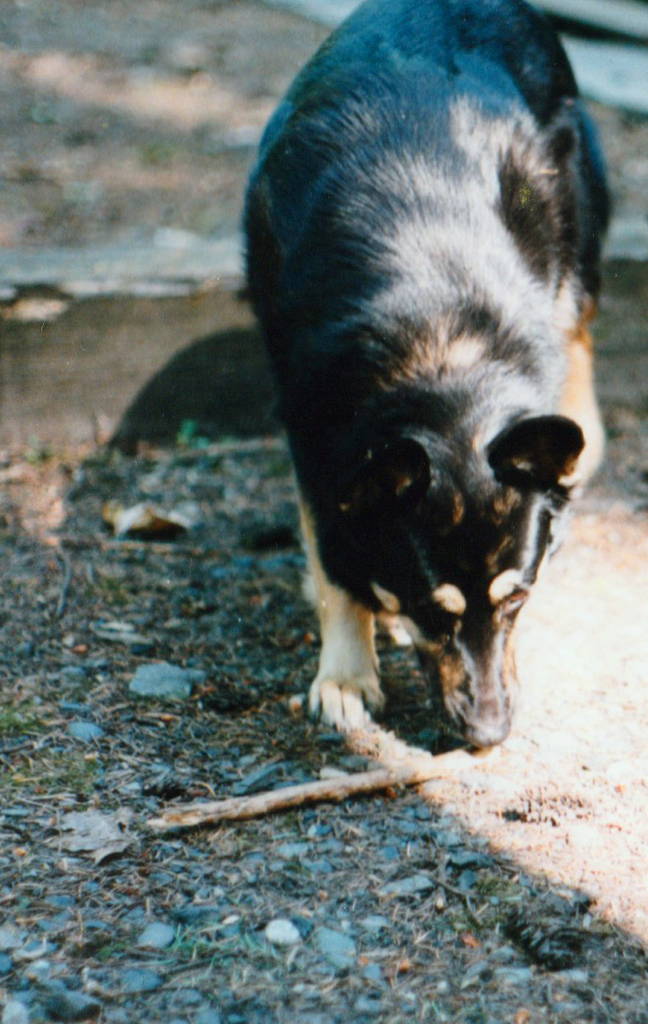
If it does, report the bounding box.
[244,0,609,748]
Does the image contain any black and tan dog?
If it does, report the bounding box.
[244,0,609,747]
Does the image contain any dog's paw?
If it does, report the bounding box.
[308,673,385,731]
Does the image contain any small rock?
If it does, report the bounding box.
[120,968,163,993]
[59,666,87,682]
[381,874,435,896]
[361,963,383,983]
[457,869,477,891]
[67,722,104,743]
[0,924,24,951]
[275,842,309,860]
[313,927,356,971]
[360,915,390,934]
[1,1001,30,1024]
[129,662,205,700]
[171,905,222,926]
[24,958,53,982]
[44,986,102,1021]
[195,1010,222,1024]
[264,919,301,947]
[136,922,175,949]
[0,952,13,974]
[447,849,492,869]
[353,995,383,1016]
[460,960,491,989]
[302,857,333,874]
[493,966,533,986]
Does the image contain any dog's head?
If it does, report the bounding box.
[335,414,584,747]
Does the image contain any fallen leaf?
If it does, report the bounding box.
[56,809,134,864]
[102,501,192,539]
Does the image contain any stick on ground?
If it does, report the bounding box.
[147,730,481,833]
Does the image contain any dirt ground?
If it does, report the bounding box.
[1,2,648,1023]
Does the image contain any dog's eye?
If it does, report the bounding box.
[500,589,528,618]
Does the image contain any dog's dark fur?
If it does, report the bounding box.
[244,0,609,747]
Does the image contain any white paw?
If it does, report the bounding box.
[308,674,385,731]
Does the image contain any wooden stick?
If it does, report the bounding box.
[147,735,480,833]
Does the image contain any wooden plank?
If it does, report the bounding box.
[537,0,648,41]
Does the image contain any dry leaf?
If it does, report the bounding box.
[102,501,191,539]
[56,809,133,864]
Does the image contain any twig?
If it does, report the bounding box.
[55,548,73,618]
[148,735,479,834]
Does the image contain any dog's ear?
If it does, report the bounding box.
[338,438,430,516]
[487,414,584,488]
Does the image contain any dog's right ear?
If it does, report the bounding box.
[338,438,430,516]
[487,414,584,489]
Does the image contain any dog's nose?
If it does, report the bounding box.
[463,715,511,749]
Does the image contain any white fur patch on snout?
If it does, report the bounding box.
[371,582,401,613]
[432,583,466,616]
[488,568,524,605]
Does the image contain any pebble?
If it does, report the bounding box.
[276,842,309,859]
[493,966,533,986]
[447,849,492,869]
[195,1010,222,1024]
[0,953,13,974]
[129,662,206,700]
[361,963,383,983]
[1,1001,30,1024]
[302,857,333,874]
[313,927,356,971]
[381,874,435,896]
[360,915,390,934]
[264,919,301,947]
[119,968,163,993]
[59,665,88,681]
[44,986,102,1021]
[67,722,104,742]
[353,995,383,1016]
[136,922,176,949]
[171,905,223,925]
[0,926,24,953]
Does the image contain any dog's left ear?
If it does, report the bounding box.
[338,438,430,515]
[487,414,584,488]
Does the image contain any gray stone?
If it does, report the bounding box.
[302,858,333,874]
[313,927,356,971]
[129,662,206,700]
[195,1011,222,1024]
[264,919,301,947]
[0,953,13,974]
[136,922,176,949]
[1,1001,30,1024]
[67,722,104,742]
[381,874,435,896]
[120,968,163,993]
[44,987,102,1021]
[0,924,25,951]
[361,963,383,983]
[493,966,533,986]
[360,915,390,934]
[353,995,383,1016]
[276,842,309,859]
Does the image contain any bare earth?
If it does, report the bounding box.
[1,2,647,1023]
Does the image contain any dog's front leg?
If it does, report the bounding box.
[299,498,384,730]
